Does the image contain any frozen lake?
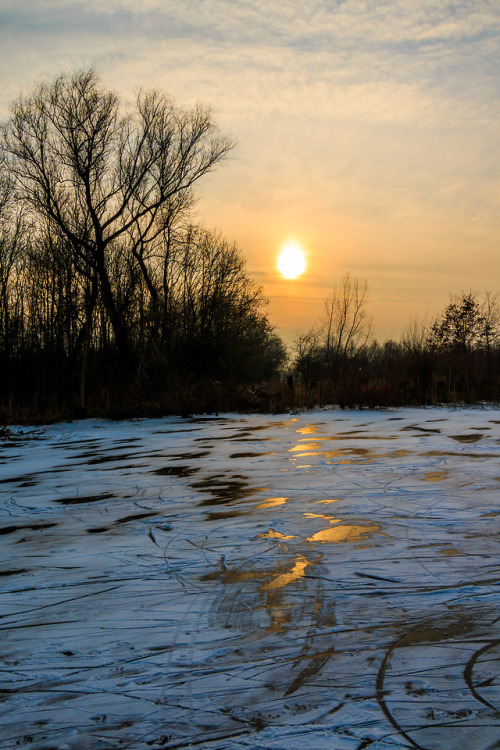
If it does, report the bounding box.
[1,407,500,749]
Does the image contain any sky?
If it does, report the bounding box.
[1,0,499,343]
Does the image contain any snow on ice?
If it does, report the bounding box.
[1,407,500,749]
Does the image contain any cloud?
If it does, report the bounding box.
[2,1,499,121]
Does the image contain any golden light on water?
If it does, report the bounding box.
[277,242,306,279]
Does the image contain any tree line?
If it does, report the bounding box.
[292,276,500,409]
[0,70,285,420]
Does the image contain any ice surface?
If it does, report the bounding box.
[1,407,500,749]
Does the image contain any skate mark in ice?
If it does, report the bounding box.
[464,640,500,711]
[377,613,500,749]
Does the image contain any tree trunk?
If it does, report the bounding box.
[95,252,131,358]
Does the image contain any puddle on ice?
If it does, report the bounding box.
[307,522,383,543]
[202,552,318,608]
[424,470,449,481]
[289,442,322,452]
[289,443,411,463]
[2,408,500,750]
[296,423,326,434]
[257,496,288,509]
[257,529,296,540]
[261,555,310,591]
[303,512,340,521]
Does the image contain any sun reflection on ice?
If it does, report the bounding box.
[261,555,310,591]
[257,496,288,509]
[257,529,296,540]
[307,524,382,544]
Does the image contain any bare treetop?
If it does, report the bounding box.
[1,69,234,353]
[2,69,233,249]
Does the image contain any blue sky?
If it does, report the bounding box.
[1,0,499,340]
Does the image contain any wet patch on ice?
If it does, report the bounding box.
[153,465,200,477]
[0,568,30,577]
[0,473,40,485]
[205,509,250,521]
[165,450,211,460]
[450,433,484,443]
[86,510,158,534]
[229,450,276,458]
[192,474,267,505]
[0,522,57,535]
[52,491,116,504]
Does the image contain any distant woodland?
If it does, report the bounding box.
[0,70,499,422]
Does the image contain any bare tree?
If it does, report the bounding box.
[323,273,371,378]
[400,315,431,355]
[481,291,500,356]
[2,69,234,356]
[0,154,25,358]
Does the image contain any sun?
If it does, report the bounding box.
[277,242,307,280]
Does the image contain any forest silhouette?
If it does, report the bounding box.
[0,70,499,422]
